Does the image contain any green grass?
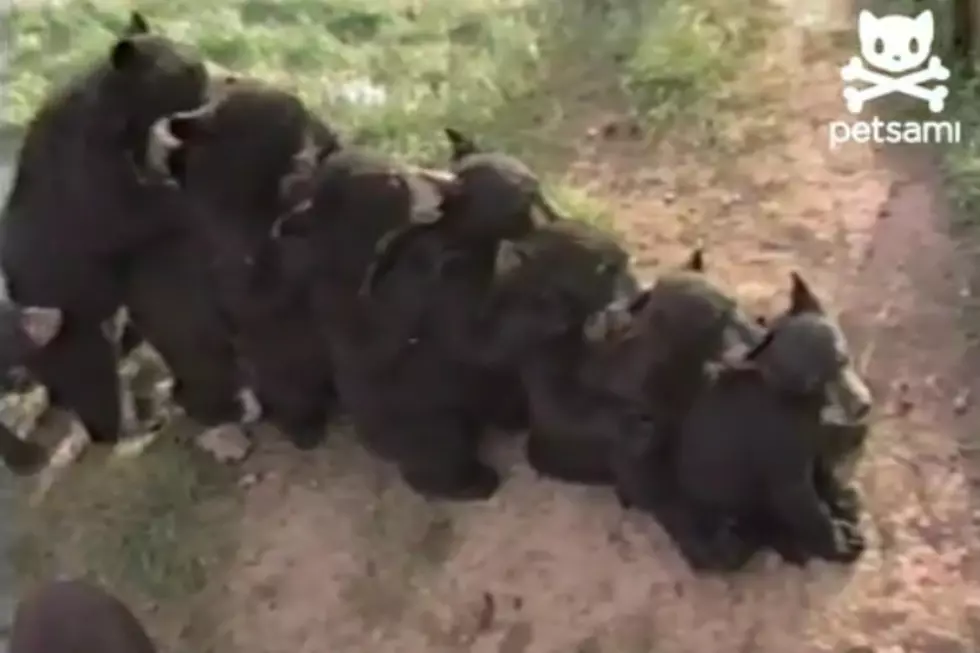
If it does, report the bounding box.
[928,4,980,348]
[12,427,242,644]
[902,0,980,224]
[937,60,980,351]
[903,2,980,359]
[3,0,772,211]
[942,70,980,226]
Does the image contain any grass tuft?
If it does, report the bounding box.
[548,182,615,226]
[942,71,980,225]
[897,0,980,227]
[3,0,772,163]
[12,427,242,637]
[620,0,772,128]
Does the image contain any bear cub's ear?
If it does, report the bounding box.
[684,248,705,272]
[444,128,479,163]
[788,272,823,315]
[110,12,153,71]
[124,11,151,36]
[110,39,141,71]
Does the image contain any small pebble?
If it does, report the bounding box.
[893,380,913,415]
[954,389,970,414]
[196,423,253,463]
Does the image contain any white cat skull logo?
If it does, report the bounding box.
[841,10,949,114]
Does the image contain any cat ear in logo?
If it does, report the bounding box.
[914,10,933,41]
[842,8,949,114]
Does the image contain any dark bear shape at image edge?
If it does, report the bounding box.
[10,579,156,653]
[0,12,247,444]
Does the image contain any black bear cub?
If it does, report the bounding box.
[0,11,246,449]
[11,579,156,653]
[147,113,553,498]
[142,78,343,450]
[462,218,645,485]
[635,272,872,572]
[328,129,563,499]
[613,249,763,433]
[562,250,764,506]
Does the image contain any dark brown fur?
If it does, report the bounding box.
[624,273,872,572]
[147,80,342,448]
[453,218,644,485]
[148,101,588,497]
[0,12,244,443]
[299,147,531,498]
[10,579,155,653]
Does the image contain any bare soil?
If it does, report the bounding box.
[206,26,980,653]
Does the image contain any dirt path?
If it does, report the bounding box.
[822,148,980,653]
[209,24,980,653]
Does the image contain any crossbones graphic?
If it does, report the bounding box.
[841,55,949,113]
